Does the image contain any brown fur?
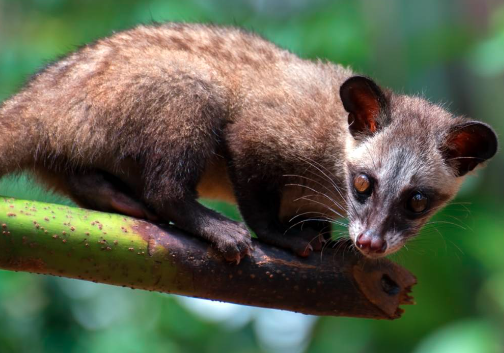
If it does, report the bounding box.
[0,23,497,260]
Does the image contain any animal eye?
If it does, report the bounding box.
[353,174,371,194]
[408,192,428,213]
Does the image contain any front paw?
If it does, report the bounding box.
[209,220,253,264]
[287,228,330,257]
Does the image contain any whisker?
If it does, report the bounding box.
[287,216,349,233]
[294,155,340,188]
[293,194,346,219]
[424,220,467,231]
[288,211,349,229]
[330,237,354,263]
[294,155,359,215]
[284,218,334,235]
[422,227,448,252]
[283,174,344,205]
[285,182,346,215]
[442,215,473,229]
[289,211,333,223]
[317,228,336,260]
[428,203,472,215]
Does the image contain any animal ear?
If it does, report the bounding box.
[340,76,389,139]
[442,122,498,177]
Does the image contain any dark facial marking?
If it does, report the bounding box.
[397,188,454,223]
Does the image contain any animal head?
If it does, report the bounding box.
[340,76,498,258]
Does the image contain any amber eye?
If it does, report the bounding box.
[409,193,428,213]
[353,174,371,194]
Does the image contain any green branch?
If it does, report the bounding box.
[0,197,416,319]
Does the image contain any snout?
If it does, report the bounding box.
[356,230,387,256]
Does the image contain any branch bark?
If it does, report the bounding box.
[0,197,416,319]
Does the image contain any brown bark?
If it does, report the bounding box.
[0,198,416,319]
[141,224,416,319]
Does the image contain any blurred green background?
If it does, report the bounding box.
[1,0,504,352]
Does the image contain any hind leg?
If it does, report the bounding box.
[61,167,252,262]
[65,170,158,221]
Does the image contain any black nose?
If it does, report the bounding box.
[356,230,387,253]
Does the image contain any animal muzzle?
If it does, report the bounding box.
[355,229,387,255]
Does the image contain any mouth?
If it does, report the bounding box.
[354,244,388,259]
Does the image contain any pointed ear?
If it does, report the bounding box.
[340,76,390,139]
[442,121,498,177]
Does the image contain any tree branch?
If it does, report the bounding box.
[0,197,416,319]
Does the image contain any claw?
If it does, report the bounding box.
[298,243,313,257]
